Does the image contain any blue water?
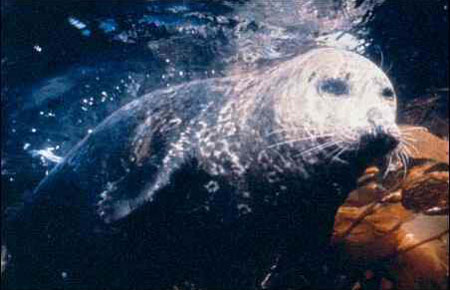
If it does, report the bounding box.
[1,0,448,230]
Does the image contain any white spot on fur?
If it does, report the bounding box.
[237,203,252,214]
[204,180,220,193]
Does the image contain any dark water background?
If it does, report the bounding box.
[1,0,448,236]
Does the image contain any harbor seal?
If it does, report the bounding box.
[4,48,400,289]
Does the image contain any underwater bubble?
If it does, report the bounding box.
[68,17,87,30]
[33,45,42,52]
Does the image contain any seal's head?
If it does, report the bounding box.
[271,48,399,165]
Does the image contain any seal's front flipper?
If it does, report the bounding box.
[95,153,188,224]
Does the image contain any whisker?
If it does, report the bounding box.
[400,139,416,148]
[265,125,330,138]
[404,143,419,155]
[331,145,349,164]
[377,45,384,71]
[400,144,415,157]
[266,133,335,149]
[397,137,418,152]
[325,143,344,159]
[399,136,416,144]
[399,136,415,145]
[265,128,300,137]
[400,126,428,133]
[272,148,296,166]
[296,140,341,158]
[400,130,419,137]
[394,150,402,170]
[399,150,409,178]
[383,154,394,178]
[385,62,393,74]
[405,147,411,163]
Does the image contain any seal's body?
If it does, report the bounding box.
[5,48,399,289]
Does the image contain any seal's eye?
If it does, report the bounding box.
[381,87,394,99]
[319,78,349,96]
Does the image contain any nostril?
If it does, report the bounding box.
[390,134,399,147]
[374,125,383,136]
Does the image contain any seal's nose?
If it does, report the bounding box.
[367,108,383,123]
[365,108,399,152]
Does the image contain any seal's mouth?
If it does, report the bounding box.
[358,130,399,162]
[324,130,399,188]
